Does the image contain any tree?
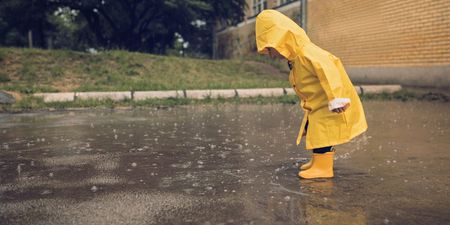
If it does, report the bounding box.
[0,0,247,56]
[48,0,192,52]
[0,0,57,48]
[183,0,247,57]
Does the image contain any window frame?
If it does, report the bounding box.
[252,0,267,16]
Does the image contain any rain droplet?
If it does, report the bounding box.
[91,186,98,192]
[17,164,23,175]
[41,190,52,195]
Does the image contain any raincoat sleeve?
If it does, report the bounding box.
[304,50,345,102]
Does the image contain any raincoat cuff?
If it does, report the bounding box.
[328,98,350,111]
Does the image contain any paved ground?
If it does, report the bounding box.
[0,101,449,225]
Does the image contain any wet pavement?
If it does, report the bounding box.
[0,101,449,225]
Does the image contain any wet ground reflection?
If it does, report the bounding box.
[0,101,449,224]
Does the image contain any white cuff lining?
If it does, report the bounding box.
[328,98,351,111]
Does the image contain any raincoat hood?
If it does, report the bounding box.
[256,10,310,60]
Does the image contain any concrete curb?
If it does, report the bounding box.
[76,91,131,101]
[31,85,402,103]
[210,89,237,98]
[236,88,285,98]
[355,85,402,95]
[34,92,75,102]
[134,90,182,100]
[185,90,212,99]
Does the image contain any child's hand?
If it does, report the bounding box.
[329,98,350,113]
[332,103,349,113]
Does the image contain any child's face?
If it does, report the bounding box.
[267,47,286,60]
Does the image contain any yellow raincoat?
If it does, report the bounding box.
[256,10,367,150]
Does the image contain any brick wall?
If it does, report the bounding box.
[307,0,450,66]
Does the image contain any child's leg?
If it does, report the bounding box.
[313,146,333,154]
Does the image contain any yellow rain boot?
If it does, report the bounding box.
[300,147,334,171]
[298,151,334,179]
[300,158,313,170]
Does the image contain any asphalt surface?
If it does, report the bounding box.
[1,101,449,225]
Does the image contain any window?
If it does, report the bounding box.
[253,0,267,16]
[278,0,295,6]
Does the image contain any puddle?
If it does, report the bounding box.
[0,101,449,224]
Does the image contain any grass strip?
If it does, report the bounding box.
[1,89,448,113]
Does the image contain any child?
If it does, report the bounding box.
[255,10,368,179]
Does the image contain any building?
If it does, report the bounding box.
[215,0,450,87]
[214,0,301,59]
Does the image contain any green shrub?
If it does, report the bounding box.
[0,49,6,62]
[19,62,37,81]
[13,96,45,110]
[0,72,11,82]
[50,66,64,77]
[0,84,58,94]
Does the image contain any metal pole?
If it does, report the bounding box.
[28,30,33,48]
[212,25,217,59]
[301,0,307,33]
